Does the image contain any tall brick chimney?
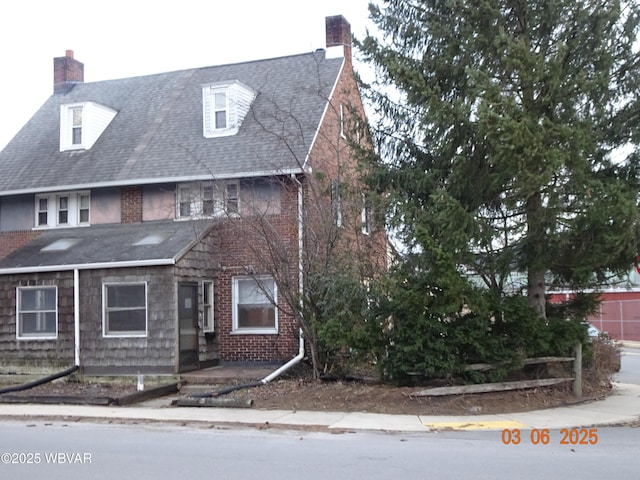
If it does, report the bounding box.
[325,15,352,61]
[54,50,84,94]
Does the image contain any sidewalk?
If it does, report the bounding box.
[0,382,638,432]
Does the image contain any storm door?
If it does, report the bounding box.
[178,283,200,372]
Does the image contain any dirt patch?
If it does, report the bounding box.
[0,380,138,402]
[220,378,607,416]
[0,376,599,415]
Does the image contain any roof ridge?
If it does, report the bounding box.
[80,50,333,86]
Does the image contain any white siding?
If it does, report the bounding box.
[84,103,117,149]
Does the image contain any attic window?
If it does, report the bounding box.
[203,80,256,138]
[71,106,83,145]
[60,102,117,152]
[41,238,80,252]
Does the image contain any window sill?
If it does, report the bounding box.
[231,329,278,335]
[103,333,148,338]
[17,335,58,341]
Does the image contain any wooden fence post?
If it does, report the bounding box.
[573,342,582,398]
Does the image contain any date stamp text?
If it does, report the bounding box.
[501,428,599,445]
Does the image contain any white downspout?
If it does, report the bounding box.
[261,174,305,384]
[74,268,80,367]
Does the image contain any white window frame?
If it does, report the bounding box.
[71,105,83,145]
[102,282,148,338]
[339,104,347,140]
[16,286,58,340]
[331,179,342,228]
[212,88,229,130]
[202,281,214,333]
[176,181,240,219]
[35,191,90,228]
[232,276,278,334]
[361,192,371,235]
[203,85,232,138]
[60,103,85,151]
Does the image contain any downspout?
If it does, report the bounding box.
[259,174,306,384]
[74,268,80,367]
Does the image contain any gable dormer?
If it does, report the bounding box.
[202,80,256,138]
[60,101,117,152]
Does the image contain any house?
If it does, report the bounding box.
[0,16,386,375]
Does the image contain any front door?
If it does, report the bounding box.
[178,283,199,372]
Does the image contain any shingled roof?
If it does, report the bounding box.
[0,219,216,273]
[0,51,344,195]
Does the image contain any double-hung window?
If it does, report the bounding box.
[71,106,83,145]
[213,89,228,130]
[103,283,147,337]
[202,281,214,333]
[16,286,57,339]
[35,191,90,228]
[232,276,277,333]
[177,181,240,218]
[361,193,371,235]
[331,179,342,228]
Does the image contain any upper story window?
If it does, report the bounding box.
[361,193,371,235]
[71,106,83,145]
[35,191,90,228]
[60,102,117,152]
[177,181,240,219]
[213,89,228,130]
[331,179,342,228]
[202,80,256,138]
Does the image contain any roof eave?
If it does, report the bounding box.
[0,258,177,275]
[0,167,305,196]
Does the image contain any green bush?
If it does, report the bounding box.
[365,262,590,385]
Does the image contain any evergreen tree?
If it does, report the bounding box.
[358,0,640,318]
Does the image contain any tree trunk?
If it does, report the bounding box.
[528,268,546,319]
[525,191,547,320]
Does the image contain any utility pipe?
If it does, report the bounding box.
[258,174,306,384]
[74,268,80,367]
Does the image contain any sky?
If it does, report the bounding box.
[0,0,375,151]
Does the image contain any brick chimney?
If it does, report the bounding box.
[54,50,84,94]
[325,15,352,61]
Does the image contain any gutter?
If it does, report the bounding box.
[0,258,176,275]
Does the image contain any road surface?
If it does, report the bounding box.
[0,421,638,479]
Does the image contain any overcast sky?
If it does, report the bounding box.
[0,0,375,150]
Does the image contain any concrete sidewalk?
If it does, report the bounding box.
[0,382,638,432]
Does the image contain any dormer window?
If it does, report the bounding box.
[203,80,256,138]
[60,102,117,151]
[213,89,228,129]
[71,106,83,145]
